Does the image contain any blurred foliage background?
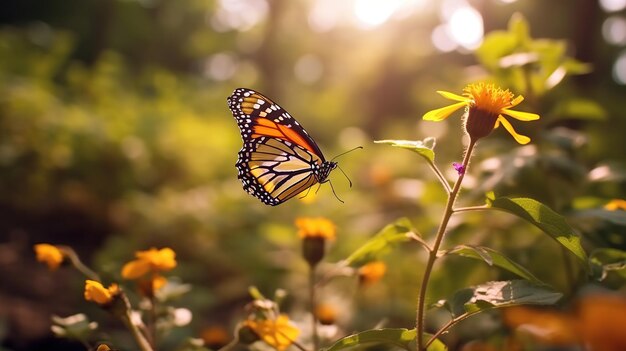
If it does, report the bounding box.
[1,0,626,350]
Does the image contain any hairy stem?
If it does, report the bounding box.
[416,139,476,351]
[310,264,319,351]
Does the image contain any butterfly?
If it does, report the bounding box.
[227,88,338,206]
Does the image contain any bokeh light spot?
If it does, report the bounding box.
[599,0,626,12]
[602,16,626,45]
[294,54,324,84]
[612,50,626,84]
[448,6,483,49]
[431,25,457,52]
[210,0,268,32]
[204,53,238,81]
[353,0,403,28]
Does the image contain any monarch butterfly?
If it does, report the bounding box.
[227,88,339,206]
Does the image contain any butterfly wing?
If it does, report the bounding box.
[227,88,327,205]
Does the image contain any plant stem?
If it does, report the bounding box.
[60,246,101,281]
[453,205,489,213]
[416,139,476,351]
[309,264,319,351]
[426,159,452,194]
[121,297,154,351]
[425,312,474,348]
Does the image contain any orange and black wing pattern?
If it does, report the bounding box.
[227,88,332,206]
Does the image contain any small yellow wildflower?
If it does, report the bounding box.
[358,261,387,286]
[605,199,626,211]
[96,344,112,351]
[315,303,338,325]
[34,244,65,270]
[84,280,120,305]
[121,247,176,279]
[244,314,300,351]
[295,217,336,240]
[201,326,231,349]
[423,83,540,144]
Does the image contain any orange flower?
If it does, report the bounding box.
[295,217,336,240]
[201,326,231,349]
[504,295,626,350]
[34,244,65,270]
[423,83,540,144]
[121,247,176,279]
[358,261,387,286]
[604,199,626,211]
[244,315,300,351]
[577,294,626,351]
[84,280,120,305]
[315,303,338,325]
[503,306,578,345]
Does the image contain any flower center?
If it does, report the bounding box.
[463,83,514,114]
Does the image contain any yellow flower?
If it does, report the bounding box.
[121,247,176,279]
[358,261,387,286]
[295,217,336,240]
[605,199,626,211]
[84,280,120,305]
[201,326,231,349]
[315,303,338,325]
[34,244,65,270]
[244,314,300,351]
[423,83,540,144]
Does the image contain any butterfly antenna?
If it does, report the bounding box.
[330,146,363,162]
[328,179,345,203]
[337,165,353,188]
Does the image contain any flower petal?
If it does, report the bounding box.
[509,95,524,108]
[497,116,531,144]
[437,90,471,102]
[502,108,540,121]
[423,102,467,121]
[122,259,150,279]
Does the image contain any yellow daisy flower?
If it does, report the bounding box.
[605,199,626,211]
[121,247,176,279]
[358,261,387,286]
[244,314,300,351]
[423,83,540,144]
[295,217,336,240]
[84,280,120,305]
[34,244,65,270]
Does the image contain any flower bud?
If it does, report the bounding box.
[302,236,326,267]
[464,106,499,142]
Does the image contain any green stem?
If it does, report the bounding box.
[453,205,489,213]
[309,264,319,351]
[59,246,101,281]
[426,159,452,194]
[121,296,154,351]
[416,140,476,351]
[425,312,474,348]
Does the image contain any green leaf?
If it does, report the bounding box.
[439,280,562,318]
[550,98,607,121]
[323,328,446,351]
[487,197,588,265]
[448,245,545,286]
[345,218,415,265]
[374,138,436,163]
[590,248,626,281]
[509,13,531,46]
